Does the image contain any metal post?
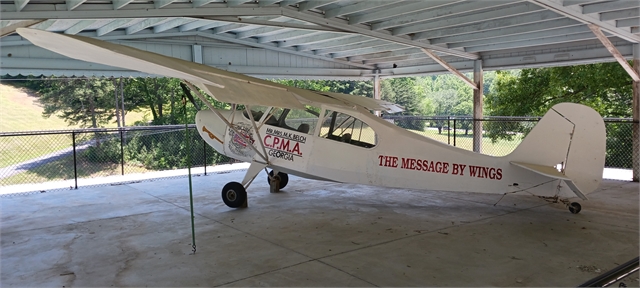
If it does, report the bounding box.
[632,43,639,182]
[473,60,484,153]
[119,129,125,176]
[447,116,451,145]
[72,131,78,190]
[453,118,457,147]
[203,137,207,176]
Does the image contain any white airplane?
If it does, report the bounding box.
[17,28,606,214]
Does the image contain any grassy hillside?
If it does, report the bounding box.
[0,83,147,169]
[0,83,147,132]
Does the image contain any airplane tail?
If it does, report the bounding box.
[508,103,606,198]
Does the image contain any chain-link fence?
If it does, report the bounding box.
[1,118,636,195]
[0,125,237,195]
[384,116,636,169]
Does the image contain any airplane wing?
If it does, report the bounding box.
[16,28,403,113]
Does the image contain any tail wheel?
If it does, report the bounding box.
[267,170,289,190]
[568,202,582,214]
[221,182,247,208]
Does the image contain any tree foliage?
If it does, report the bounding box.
[487,63,633,117]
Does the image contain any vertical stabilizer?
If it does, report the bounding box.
[509,103,606,196]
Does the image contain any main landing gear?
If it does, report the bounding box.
[568,202,582,214]
[267,170,288,193]
[220,160,289,208]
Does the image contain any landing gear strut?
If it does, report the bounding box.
[221,182,247,208]
[268,170,288,193]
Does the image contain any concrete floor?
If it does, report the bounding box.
[1,170,638,287]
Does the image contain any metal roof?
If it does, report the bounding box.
[1,0,639,79]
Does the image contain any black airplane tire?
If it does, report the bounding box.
[268,170,289,190]
[222,182,247,208]
[568,202,582,214]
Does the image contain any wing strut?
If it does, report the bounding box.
[182,81,269,163]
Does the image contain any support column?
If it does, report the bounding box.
[473,60,483,153]
[633,43,639,182]
[374,71,381,117]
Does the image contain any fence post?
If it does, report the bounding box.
[120,129,125,176]
[72,131,78,190]
[453,118,457,147]
[447,116,451,145]
[203,137,207,176]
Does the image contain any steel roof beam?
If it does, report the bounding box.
[179,20,214,31]
[126,18,169,35]
[529,0,640,43]
[430,18,580,45]
[449,25,591,49]
[349,0,453,25]
[205,16,343,32]
[13,0,29,12]
[154,0,177,9]
[582,0,639,14]
[562,0,594,6]
[371,0,492,31]
[274,32,349,47]
[113,0,134,10]
[421,48,477,90]
[154,18,197,33]
[213,23,251,34]
[228,0,253,7]
[259,0,281,7]
[64,19,95,35]
[1,5,283,20]
[296,35,372,51]
[465,31,596,52]
[600,9,639,21]
[258,30,324,43]
[298,0,341,11]
[393,2,543,36]
[193,30,374,69]
[617,18,640,28]
[588,24,640,81]
[315,40,393,55]
[323,1,394,18]
[97,19,134,36]
[281,8,479,59]
[193,0,215,7]
[196,22,228,31]
[236,26,290,39]
[412,10,565,41]
[280,0,304,7]
[66,0,86,10]
[332,43,406,59]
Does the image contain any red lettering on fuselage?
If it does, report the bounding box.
[263,135,302,156]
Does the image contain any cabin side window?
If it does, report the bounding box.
[262,106,319,135]
[319,110,377,148]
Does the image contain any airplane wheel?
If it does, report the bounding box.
[221,182,246,208]
[568,202,582,214]
[268,170,288,190]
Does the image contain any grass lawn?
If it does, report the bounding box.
[0,84,147,169]
[412,129,523,157]
[1,154,149,185]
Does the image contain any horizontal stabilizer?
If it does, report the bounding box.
[510,161,587,200]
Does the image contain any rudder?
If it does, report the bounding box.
[509,103,606,196]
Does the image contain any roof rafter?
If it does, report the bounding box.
[274,32,348,47]
[96,19,133,36]
[323,1,395,19]
[349,0,455,25]
[528,0,640,43]
[194,30,374,69]
[582,0,639,14]
[66,0,86,10]
[0,20,44,37]
[371,0,487,31]
[13,0,29,12]
[205,16,343,32]
[154,18,197,33]
[280,8,479,59]
[420,48,477,90]
[588,24,639,82]
[64,20,95,35]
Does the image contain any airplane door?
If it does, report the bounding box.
[307,109,378,184]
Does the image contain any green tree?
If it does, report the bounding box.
[38,77,115,128]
